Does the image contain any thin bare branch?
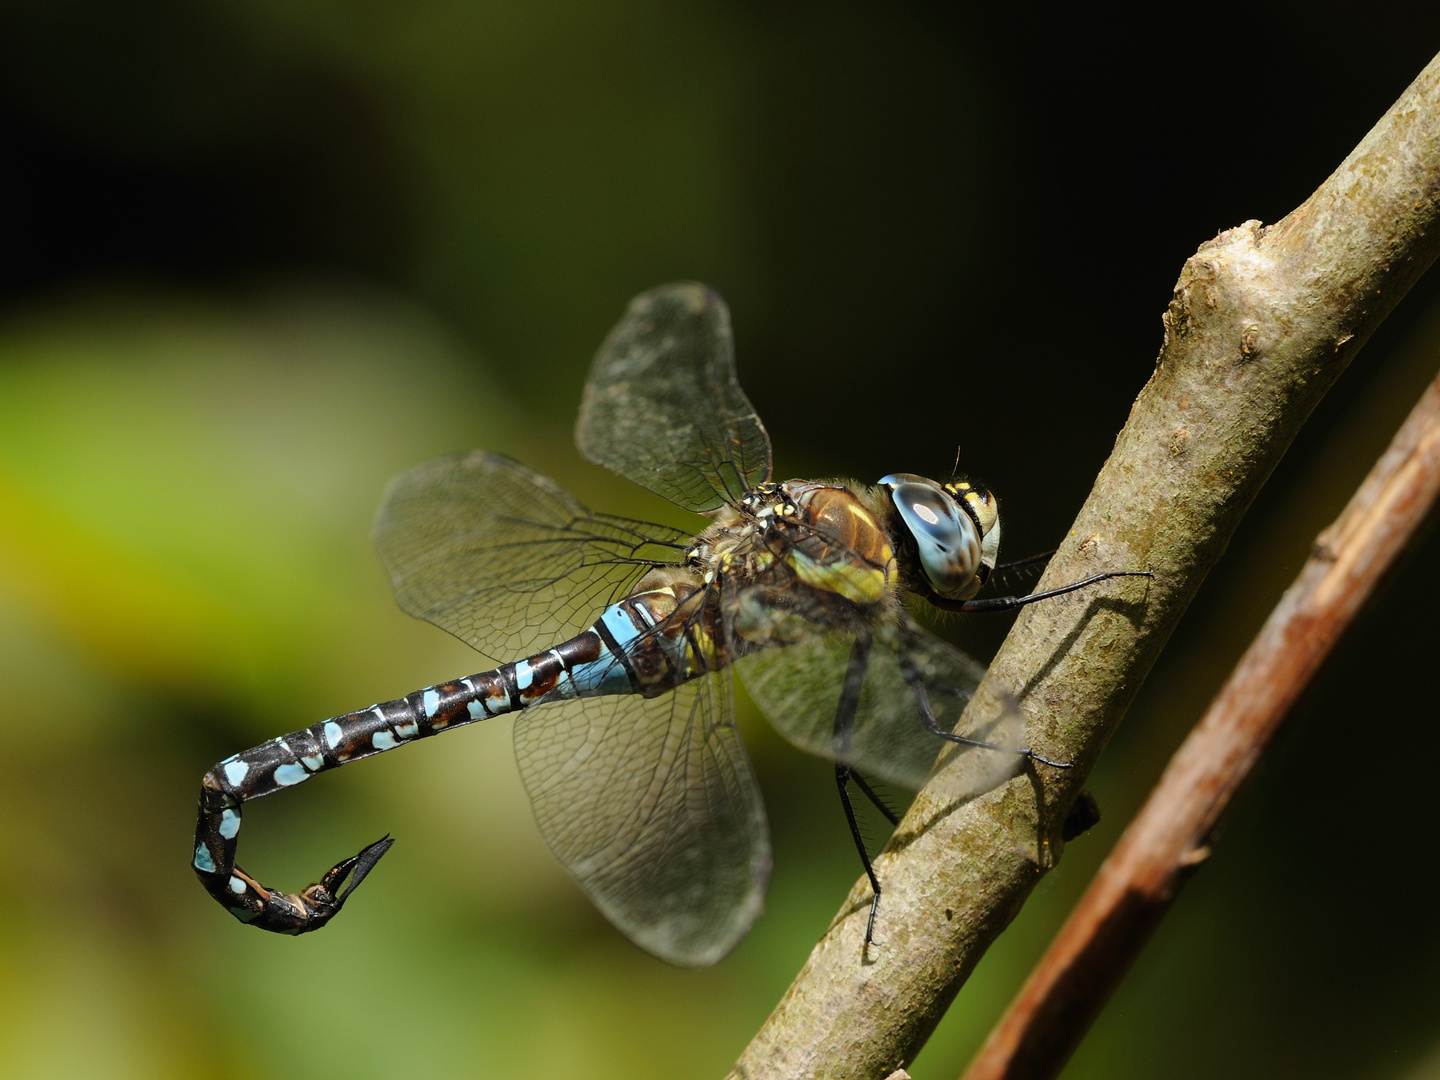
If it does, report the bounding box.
[962,360,1440,1080]
[728,51,1440,1080]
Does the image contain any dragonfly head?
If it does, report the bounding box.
[879,473,1000,601]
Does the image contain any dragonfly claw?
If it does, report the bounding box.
[275,836,396,933]
[324,835,396,904]
[196,836,395,935]
[1020,748,1073,770]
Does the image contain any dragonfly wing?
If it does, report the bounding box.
[373,451,690,664]
[575,283,772,513]
[739,618,1027,799]
[513,670,771,967]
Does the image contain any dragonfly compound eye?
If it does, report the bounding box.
[880,474,983,598]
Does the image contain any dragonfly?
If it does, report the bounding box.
[192,283,1149,966]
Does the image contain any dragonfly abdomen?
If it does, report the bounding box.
[198,647,583,806]
[191,577,721,933]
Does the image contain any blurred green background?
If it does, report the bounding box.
[2,3,1439,1077]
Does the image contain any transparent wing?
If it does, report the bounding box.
[739,618,1026,799]
[513,669,771,967]
[373,451,690,664]
[575,283,772,513]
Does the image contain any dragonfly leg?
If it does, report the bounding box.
[831,633,889,947]
[835,763,885,948]
[936,569,1153,614]
[899,648,1073,770]
[849,770,900,827]
[993,549,1056,574]
[984,550,1055,594]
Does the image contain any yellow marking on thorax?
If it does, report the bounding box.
[785,549,888,605]
[786,487,895,607]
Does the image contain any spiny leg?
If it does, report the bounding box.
[849,770,900,827]
[909,568,1152,764]
[936,569,1153,615]
[994,550,1056,573]
[834,764,885,947]
[831,633,889,948]
[986,550,1055,595]
[897,635,1072,770]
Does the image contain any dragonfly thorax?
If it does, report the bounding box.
[687,481,898,613]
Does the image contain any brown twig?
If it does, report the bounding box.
[728,51,1440,1080]
[960,361,1440,1080]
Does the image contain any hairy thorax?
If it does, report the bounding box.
[633,481,900,652]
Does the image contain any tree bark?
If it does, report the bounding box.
[961,361,1440,1080]
[728,49,1440,1080]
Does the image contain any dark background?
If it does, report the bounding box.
[0,3,1437,1077]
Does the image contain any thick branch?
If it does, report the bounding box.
[962,362,1440,1080]
[729,50,1440,1080]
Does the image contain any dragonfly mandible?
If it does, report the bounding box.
[192,283,1149,966]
